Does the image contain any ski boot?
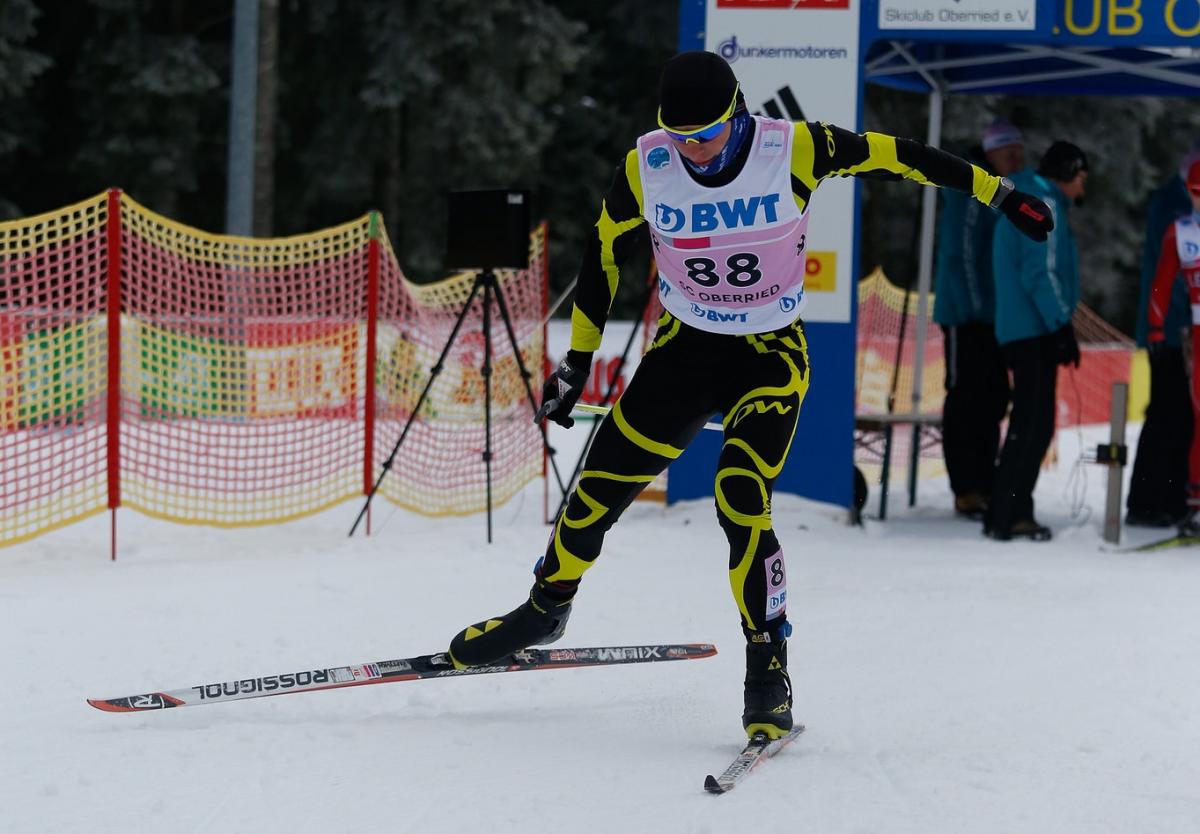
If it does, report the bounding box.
[743,621,793,740]
[985,517,1052,541]
[448,579,574,669]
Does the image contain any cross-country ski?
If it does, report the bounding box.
[704,726,805,794]
[87,644,716,712]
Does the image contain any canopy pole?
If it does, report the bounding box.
[907,84,943,504]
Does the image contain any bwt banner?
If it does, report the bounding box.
[705,0,860,324]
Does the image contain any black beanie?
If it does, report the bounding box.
[1038,140,1089,182]
[658,51,739,129]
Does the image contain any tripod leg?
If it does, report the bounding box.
[489,273,569,498]
[481,274,494,544]
[348,274,485,537]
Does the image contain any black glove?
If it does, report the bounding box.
[998,189,1055,243]
[535,351,591,428]
[1051,323,1080,368]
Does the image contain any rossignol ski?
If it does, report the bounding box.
[704,726,805,794]
[88,643,717,712]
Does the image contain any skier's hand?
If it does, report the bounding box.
[535,351,591,428]
[999,189,1054,242]
[1052,323,1080,368]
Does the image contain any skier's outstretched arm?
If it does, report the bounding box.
[792,122,1054,242]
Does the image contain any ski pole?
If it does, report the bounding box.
[570,402,724,432]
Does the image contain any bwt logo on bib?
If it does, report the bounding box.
[654,194,782,233]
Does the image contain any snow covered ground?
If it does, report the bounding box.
[2,421,1198,834]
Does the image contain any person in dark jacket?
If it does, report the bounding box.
[1147,159,1200,535]
[987,141,1088,541]
[1126,143,1200,527]
[933,120,1025,520]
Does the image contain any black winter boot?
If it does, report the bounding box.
[742,625,793,740]
[448,581,574,669]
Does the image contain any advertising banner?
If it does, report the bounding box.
[879,0,1037,30]
[0,313,22,430]
[665,0,860,509]
[246,322,356,419]
[136,322,244,419]
[705,0,860,324]
[1056,0,1200,42]
[18,319,102,427]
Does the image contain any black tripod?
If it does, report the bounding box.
[349,268,568,542]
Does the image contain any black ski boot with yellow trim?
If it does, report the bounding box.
[742,622,793,740]
[448,580,574,669]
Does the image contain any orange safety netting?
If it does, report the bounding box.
[1,195,111,543]
[1,191,547,547]
[372,223,547,517]
[854,268,1137,485]
[855,267,946,419]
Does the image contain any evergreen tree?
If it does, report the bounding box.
[68,0,228,223]
[0,0,51,217]
[274,0,587,282]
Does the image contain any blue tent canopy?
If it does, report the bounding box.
[859,0,1200,97]
[865,41,1200,97]
[858,0,1200,502]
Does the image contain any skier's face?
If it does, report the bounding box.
[667,121,733,166]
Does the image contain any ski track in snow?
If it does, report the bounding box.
[1,422,1199,833]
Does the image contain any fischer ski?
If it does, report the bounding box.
[1116,534,1200,553]
[87,643,716,713]
[704,726,805,794]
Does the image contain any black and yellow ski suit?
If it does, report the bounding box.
[542,119,1006,637]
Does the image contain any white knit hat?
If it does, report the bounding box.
[982,120,1024,152]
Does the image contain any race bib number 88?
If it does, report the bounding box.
[684,252,763,288]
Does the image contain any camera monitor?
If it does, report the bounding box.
[445,189,531,270]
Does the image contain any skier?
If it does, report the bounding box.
[448,51,1054,740]
[1147,159,1200,535]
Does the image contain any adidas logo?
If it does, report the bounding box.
[754,85,805,122]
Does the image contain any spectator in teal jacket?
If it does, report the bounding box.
[987,141,1088,541]
[933,120,1024,521]
[992,167,1081,346]
[1127,143,1200,527]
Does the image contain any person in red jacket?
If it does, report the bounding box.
[1147,159,1200,534]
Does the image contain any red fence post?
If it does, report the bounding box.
[105,188,122,561]
[540,222,550,523]
[364,213,381,536]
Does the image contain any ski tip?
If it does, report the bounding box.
[703,775,728,794]
[87,698,126,712]
[87,693,183,712]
